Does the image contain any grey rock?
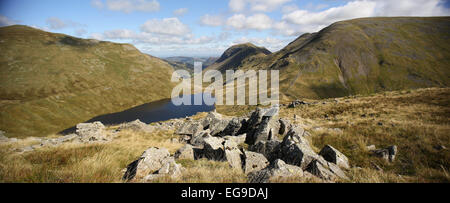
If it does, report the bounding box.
[202,137,226,161]
[278,119,291,136]
[305,159,348,181]
[245,107,280,145]
[277,127,322,169]
[143,157,183,181]
[176,122,203,136]
[242,151,269,174]
[248,140,280,161]
[219,118,244,137]
[123,147,171,181]
[174,144,195,160]
[319,145,350,169]
[224,134,246,145]
[190,130,212,147]
[248,159,303,183]
[366,145,377,151]
[201,112,230,136]
[371,145,397,162]
[76,122,107,142]
[224,140,243,169]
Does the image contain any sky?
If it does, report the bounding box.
[0,0,449,57]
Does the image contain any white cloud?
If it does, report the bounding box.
[141,17,190,36]
[46,17,68,30]
[75,28,87,36]
[277,0,450,35]
[91,0,104,8]
[200,14,224,27]
[227,13,273,30]
[229,0,292,12]
[173,8,188,16]
[94,0,160,13]
[233,36,288,51]
[0,15,18,26]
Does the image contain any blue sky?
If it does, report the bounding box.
[0,0,449,57]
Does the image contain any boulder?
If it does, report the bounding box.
[118,119,154,133]
[242,151,269,174]
[174,144,195,160]
[76,122,107,142]
[244,106,280,145]
[278,119,291,136]
[277,127,321,169]
[319,145,350,169]
[190,130,212,147]
[248,140,280,161]
[176,122,203,136]
[224,134,246,145]
[143,157,183,182]
[248,159,303,183]
[218,118,244,137]
[305,159,348,181]
[202,137,226,161]
[201,112,231,136]
[224,140,243,170]
[122,147,171,181]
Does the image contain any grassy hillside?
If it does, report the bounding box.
[214,17,450,100]
[1,88,448,183]
[0,25,176,137]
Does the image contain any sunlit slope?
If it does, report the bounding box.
[0,25,176,137]
[214,17,450,100]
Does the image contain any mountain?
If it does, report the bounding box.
[164,56,218,77]
[206,43,271,73]
[213,17,450,100]
[0,25,176,137]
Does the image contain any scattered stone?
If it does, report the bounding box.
[242,151,270,174]
[371,145,398,162]
[288,100,309,108]
[202,112,230,136]
[366,145,377,151]
[143,157,183,181]
[244,106,280,145]
[319,145,350,169]
[434,145,446,150]
[174,144,195,160]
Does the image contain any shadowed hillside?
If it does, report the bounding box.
[0,25,176,137]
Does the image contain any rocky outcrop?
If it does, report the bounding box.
[249,140,280,162]
[244,106,280,145]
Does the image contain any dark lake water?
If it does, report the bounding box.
[60,93,215,134]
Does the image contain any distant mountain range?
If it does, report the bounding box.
[164,56,218,76]
[207,17,450,100]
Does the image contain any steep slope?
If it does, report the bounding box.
[216,17,450,100]
[207,43,271,73]
[0,25,176,137]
